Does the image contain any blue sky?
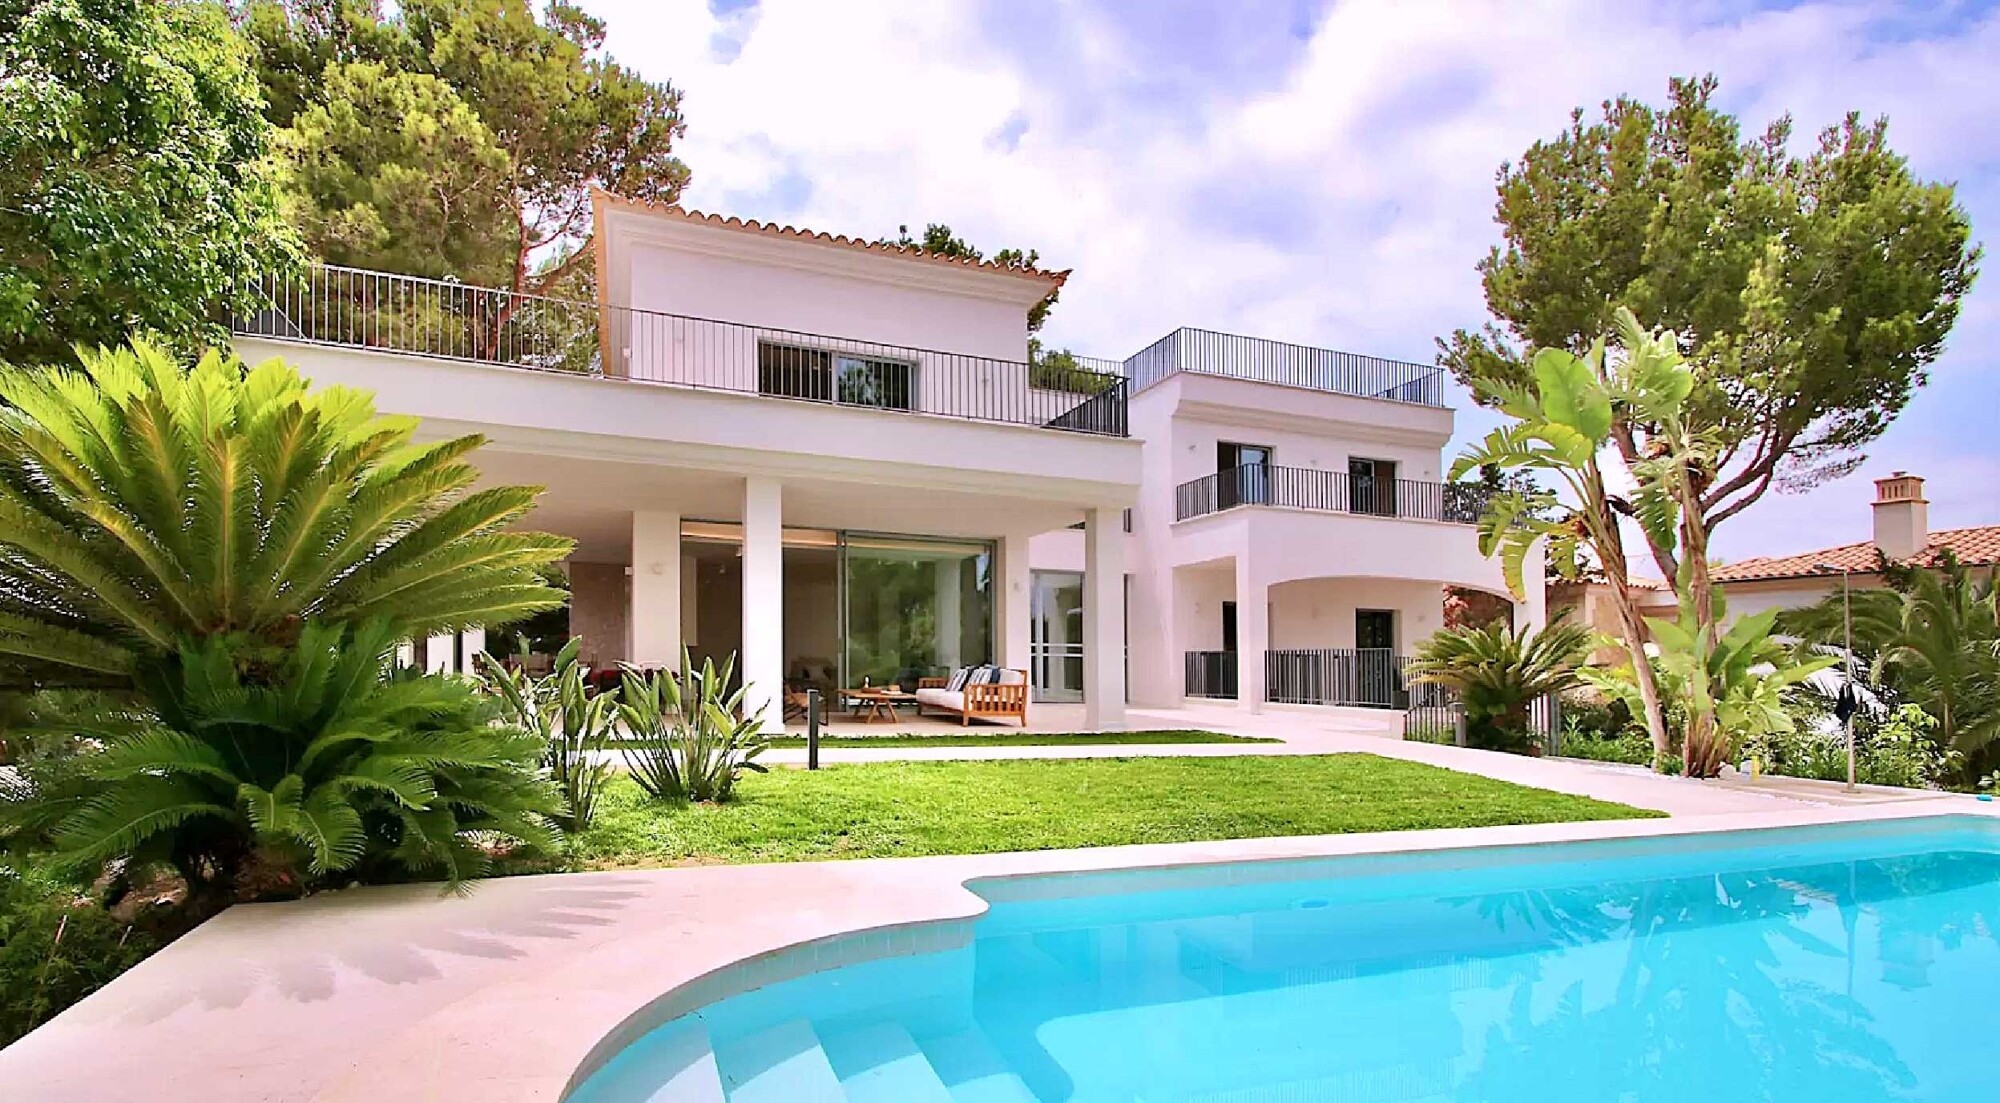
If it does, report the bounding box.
[586,0,1996,566]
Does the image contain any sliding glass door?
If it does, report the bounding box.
[1031,570,1085,702]
[841,535,994,690]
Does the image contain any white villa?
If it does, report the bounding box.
[232,193,1539,732]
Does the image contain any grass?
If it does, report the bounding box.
[758,729,1277,749]
[567,753,1660,867]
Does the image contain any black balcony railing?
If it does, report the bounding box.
[1124,326,1446,407]
[1265,649,1413,708]
[231,265,1129,437]
[1174,464,1492,523]
[1183,650,1238,699]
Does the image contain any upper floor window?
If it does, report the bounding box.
[757,341,914,410]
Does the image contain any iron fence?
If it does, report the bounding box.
[1265,648,1412,708]
[1183,650,1238,699]
[1402,690,1563,751]
[1124,326,1445,406]
[233,265,1129,437]
[1175,464,1492,523]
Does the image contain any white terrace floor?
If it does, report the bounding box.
[0,712,1981,1102]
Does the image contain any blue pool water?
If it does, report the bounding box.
[571,819,2000,1101]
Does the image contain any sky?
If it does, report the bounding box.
[579,0,1997,565]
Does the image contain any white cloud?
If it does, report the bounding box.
[583,0,2000,559]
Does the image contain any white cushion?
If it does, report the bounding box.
[915,688,964,710]
[995,668,1026,686]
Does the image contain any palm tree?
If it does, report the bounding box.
[23,621,559,907]
[1409,618,1597,752]
[1780,552,2000,780]
[0,340,571,687]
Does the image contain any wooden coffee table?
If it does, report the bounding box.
[842,687,916,724]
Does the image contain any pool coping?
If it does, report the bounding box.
[1,797,1990,1102]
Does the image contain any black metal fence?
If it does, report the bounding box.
[233,265,1130,437]
[1402,690,1564,751]
[1183,650,1238,699]
[1175,464,1493,523]
[1265,649,1412,708]
[1124,326,1446,406]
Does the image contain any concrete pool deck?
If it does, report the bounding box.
[1,792,1988,1102]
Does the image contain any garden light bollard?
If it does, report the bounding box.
[806,689,822,770]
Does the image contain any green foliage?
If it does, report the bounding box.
[1028,348,1119,395]
[243,0,690,294]
[477,637,614,831]
[1409,619,1596,753]
[1557,722,1655,766]
[0,0,299,362]
[1746,704,1956,790]
[1443,75,1979,574]
[20,621,560,898]
[0,864,162,1047]
[1779,552,2000,782]
[614,650,768,803]
[0,341,572,689]
[1586,590,1834,777]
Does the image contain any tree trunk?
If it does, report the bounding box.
[1587,485,1674,770]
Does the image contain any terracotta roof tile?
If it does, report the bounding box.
[1710,525,2000,583]
[592,189,1070,287]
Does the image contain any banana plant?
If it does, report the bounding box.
[616,648,768,803]
[1451,307,1693,768]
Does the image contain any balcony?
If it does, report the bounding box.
[1174,464,1492,523]
[1125,327,1446,407]
[231,265,1129,437]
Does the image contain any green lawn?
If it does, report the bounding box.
[568,754,1659,867]
[758,729,1277,749]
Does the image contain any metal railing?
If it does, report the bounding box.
[1265,649,1412,708]
[1174,464,1492,523]
[1124,326,1446,407]
[232,265,1129,437]
[1183,650,1238,699]
[1403,689,1563,751]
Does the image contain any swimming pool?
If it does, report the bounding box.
[569,816,1999,1101]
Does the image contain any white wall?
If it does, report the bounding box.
[1267,578,1444,650]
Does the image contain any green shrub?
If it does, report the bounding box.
[478,638,615,831]
[614,650,769,803]
[1744,705,1955,789]
[0,865,162,1046]
[1410,619,1595,754]
[1557,723,1654,765]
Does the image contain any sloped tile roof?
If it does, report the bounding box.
[592,189,1070,287]
[1710,525,2000,582]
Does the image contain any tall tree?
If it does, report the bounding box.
[0,0,298,363]
[242,0,689,297]
[1442,75,1979,581]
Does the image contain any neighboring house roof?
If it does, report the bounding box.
[1709,525,2000,583]
[591,189,1071,288]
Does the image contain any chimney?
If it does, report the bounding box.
[1872,472,1928,560]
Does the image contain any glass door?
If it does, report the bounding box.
[841,534,994,690]
[1030,570,1085,702]
[1218,442,1273,508]
[1354,609,1398,706]
[1349,457,1398,516]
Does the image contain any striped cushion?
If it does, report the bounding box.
[945,667,971,692]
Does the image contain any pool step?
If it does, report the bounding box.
[917,1027,1038,1102]
[712,1019,846,1102]
[564,1016,725,1103]
[819,1022,955,1101]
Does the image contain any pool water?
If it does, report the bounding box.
[571,819,2000,1101]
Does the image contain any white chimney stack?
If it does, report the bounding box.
[1872,472,1928,560]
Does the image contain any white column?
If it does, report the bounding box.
[995,533,1033,674]
[1235,554,1267,713]
[629,510,682,669]
[424,634,456,675]
[740,477,785,734]
[460,626,486,671]
[1083,506,1126,730]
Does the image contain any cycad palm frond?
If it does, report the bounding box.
[0,340,573,688]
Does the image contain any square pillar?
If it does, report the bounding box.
[1235,554,1267,713]
[995,533,1033,674]
[424,634,456,675]
[1083,506,1126,730]
[629,510,682,669]
[460,626,486,671]
[741,477,785,734]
